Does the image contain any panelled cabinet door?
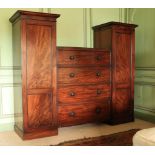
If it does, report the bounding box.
[113,29,132,114]
[27,94,52,129]
[25,20,55,130]
[114,89,131,113]
[26,21,53,89]
[115,31,131,84]
[93,22,137,124]
[10,10,60,139]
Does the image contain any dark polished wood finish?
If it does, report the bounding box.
[27,23,52,89]
[93,21,138,124]
[58,84,110,104]
[58,47,110,66]
[27,94,52,129]
[10,10,60,139]
[14,125,58,140]
[58,67,110,85]
[59,102,110,127]
[57,47,111,127]
[11,12,137,140]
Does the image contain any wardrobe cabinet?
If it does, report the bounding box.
[93,22,138,124]
[10,10,60,139]
[10,10,138,140]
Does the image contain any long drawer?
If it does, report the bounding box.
[57,49,110,66]
[58,84,110,104]
[58,67,110,85]
[58,102,110,127]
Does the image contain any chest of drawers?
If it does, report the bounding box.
[57,47,111,127]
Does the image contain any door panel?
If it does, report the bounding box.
[27,94,52,128]
[114,89,131,113]
[115,32,131,84]
[27,24,52,89]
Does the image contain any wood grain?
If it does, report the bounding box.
[58,49,110,66]
[14,125,58,140]
[58,67,110,85]
[27,24,52,89]
[58,84,110,104]
[10,10,60,139]
[27,94,52,128]
[93,28,112,50]
[115,32,131,84]
[93,22,137,124]
[59,102,110,127]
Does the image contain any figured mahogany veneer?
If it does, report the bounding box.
[59,102,110,127]
[58,67,110,85]
[10,10,137,140]
[10,10,60,140]
[27,24,52,89]
[27,94,53,129]
[57,47,111,127]
[58,48,110,66]
[58,84,110,104]
[93,22,138,124]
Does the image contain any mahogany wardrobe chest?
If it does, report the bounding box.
[10,11,137,140]
[93,22,138,124]
[10,10,60,139]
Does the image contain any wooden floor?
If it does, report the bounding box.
[0,119,154,146]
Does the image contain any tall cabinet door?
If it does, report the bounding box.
[112,27,134,123]
[27,23,52,89]
[23,20,56,131]
[93,22,137,125]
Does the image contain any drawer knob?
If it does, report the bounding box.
[69,92,76,96]
[68,111,76,117]
[69,73,75,78]
[69,56,75,60]
[96,56,102,61]
[96,107,101,114]
[96,72,101,77]
[97,89,102,95]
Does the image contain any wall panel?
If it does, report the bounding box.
[129,8,155,122]
[0,8,40,131]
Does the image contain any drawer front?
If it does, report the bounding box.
[58,84,110,104]
[58,67,110,84]
[58,102,110,126]
[58,50,110,66]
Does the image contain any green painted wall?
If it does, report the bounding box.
[134,9,155,67]
[0,8,41,132]
[131,8,155,122]
[0,8,124,131]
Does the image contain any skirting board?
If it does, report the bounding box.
[134,109,155,123]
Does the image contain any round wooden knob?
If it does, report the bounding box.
[96,55,102,61]
[70,92,76,96]
[96,72,101,77]
[68,111,76,117]
[69,56,75,60]
[69,73,75,77]
[97,89,102,95]
[96,108,101,114]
